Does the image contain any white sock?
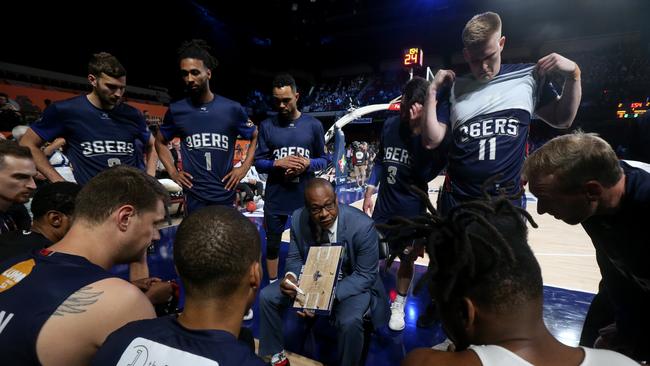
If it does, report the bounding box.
[395,294,407,304]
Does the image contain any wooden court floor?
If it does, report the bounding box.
[347,176,600,294]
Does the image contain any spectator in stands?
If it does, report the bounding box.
[19,52,157,185]
[0,93,22,132]
[0,181,80,262]
[0,166,168,366]
[236,162,264,203]
[353,142,369,188]
[0,140,36,234]
[397,197,636,366]
[92,206,265,366]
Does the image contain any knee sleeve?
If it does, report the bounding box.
[266,232,282,260]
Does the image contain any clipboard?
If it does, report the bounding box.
[291,244,345,315]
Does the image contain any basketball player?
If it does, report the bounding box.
[398,197,636,365]
[155,39,257,214]
[92,206,265,366]
[0,141,36,234]
[421,12,581,213]
[362,77,447,331]
[0,182,80,262]
[20,52,157,185]
[0,166,167,366]
[254,74,328,282]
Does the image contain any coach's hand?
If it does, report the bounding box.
[171,170,193,189]
[536,53,579,79]
[223,164,247,191]
[280,273,298,298]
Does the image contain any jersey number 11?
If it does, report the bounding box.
[478,137,496,161]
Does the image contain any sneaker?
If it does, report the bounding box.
[243,308,254,321]
[416,301,438,328]
[270,350,290,366]
[388,298,406,331]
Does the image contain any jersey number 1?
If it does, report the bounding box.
[204,152,212,170]
[478,137,496,161]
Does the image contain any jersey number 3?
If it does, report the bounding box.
[478,137,496,161]
[387,166,397,185]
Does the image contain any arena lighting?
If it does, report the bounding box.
[616,100,649,119]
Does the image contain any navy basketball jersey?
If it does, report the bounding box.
[0,230,52,263]
[0,250,112,365]
[370,116,447,223]
[160,96,255,204]
[92,316,266,366]
[438,64,558,197]
[254,115,328,215]
[31,96,150,185]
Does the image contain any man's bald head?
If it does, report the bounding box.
[304,178,335,201]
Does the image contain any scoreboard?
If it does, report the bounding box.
[403,47,424,68]
[616,100,649,119]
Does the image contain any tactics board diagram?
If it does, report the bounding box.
[292,245,344,315]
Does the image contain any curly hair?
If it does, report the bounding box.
[177,39,219,69]
[378,183,541,313]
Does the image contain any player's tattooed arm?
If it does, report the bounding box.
[52,286,103,316]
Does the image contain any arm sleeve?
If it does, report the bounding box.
[254,122,275,173]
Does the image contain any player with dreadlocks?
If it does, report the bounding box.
[381,188,636,365]
[155,39,258,215]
